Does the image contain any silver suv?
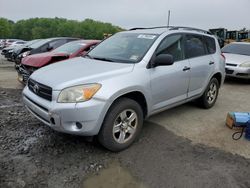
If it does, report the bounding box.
[23,26,225,151]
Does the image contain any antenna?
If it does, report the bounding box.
[167,10,171,27]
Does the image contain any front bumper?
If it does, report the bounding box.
[22,86,108,136]
[225,65,250,79]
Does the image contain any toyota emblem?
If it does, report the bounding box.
[33,84,39,94]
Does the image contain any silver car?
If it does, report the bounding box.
[222,42,250,79]
[22,26,225,151]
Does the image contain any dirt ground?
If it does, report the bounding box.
[0,54,250,188]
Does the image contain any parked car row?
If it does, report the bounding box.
[17,39,100,83]
[0,37,100,83]
[0,39,26,50]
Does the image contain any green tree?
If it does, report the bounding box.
[0,18,14,38]
[1,17,123,40]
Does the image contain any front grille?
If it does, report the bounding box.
[226,63,237,67]
[28,79,52,101]
[225,69,234,74]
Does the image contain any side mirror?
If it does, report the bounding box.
[153,54,174,67]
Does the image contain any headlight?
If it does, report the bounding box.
[239,62,250,68]
[9,49,13,53]
[22,51,30,57]
[57,84,101,103]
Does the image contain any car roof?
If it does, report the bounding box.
[63,39,100,45]
[122,26,214,38]
[231,42,250,45]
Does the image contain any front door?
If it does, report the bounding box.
[150,34,191,111]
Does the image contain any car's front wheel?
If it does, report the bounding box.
[98,98,143,151]
[198,77,219,109]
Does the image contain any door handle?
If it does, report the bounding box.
[209,61,215,65]
[183,66,191,71]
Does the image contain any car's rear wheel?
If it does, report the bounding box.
[198,77,219,109]
[98,98,143,151]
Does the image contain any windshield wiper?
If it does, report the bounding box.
[84,54,93,59]
[92,57,114,62]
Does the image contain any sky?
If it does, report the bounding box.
[0,0,249,30]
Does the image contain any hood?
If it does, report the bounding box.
[223,53,250,65]
[22,52,69,67]
[30,57,134,90]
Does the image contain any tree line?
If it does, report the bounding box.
[0,17,123,40]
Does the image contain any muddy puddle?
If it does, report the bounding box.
[83,161,146,188]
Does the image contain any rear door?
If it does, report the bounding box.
[184,34,215,97]
[150,34,191,111]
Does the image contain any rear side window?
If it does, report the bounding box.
[49,39,67,49]
[155,34,184,62]
[184,34,206,58]
[204,36,216,54]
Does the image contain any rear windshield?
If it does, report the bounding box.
[222,43,250,56]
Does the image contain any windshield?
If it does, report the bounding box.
[53,40,86,54]
[222,43,250,56]
[25,39,41,47]
[29,39,52,49]
[87,32,158,63]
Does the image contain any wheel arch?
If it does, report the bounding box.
[211,72,223,87]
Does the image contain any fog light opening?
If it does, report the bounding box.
[76,122,83,129]
[50,118,55,125]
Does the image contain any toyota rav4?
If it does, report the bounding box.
[22,26,225,151]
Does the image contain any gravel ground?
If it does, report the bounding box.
[1,88,250,188]
[1,55,250,188]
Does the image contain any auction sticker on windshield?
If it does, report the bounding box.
[137,34,156,39]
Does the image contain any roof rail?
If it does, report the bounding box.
[129,26,171,30]
[169,26,212,35]
[129,26,212,35]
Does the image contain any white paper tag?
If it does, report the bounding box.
[137,34,156,39]
[130,55,139,61]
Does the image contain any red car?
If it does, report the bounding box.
[17,40,100,83]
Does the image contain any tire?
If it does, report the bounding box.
[98,98,144,152]
[198,78,219,109]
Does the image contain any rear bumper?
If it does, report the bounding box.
[225,66,250,79]
[22,86,108,136]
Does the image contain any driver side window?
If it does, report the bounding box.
[156,34,184,62]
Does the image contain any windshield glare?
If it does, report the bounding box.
[88,33,158,63]
[53,41,86,54]
[222,43,250,56]
[29,39,51,49]
[25,39,41,47]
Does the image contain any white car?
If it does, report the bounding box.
[8,40,26,47]
[222,42,250,79]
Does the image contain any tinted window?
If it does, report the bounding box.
[40,43,49,52]
[204,36,216,54]
[221,43,250,56]
[156,34,184,62]
[49,39,67,49]
[185,34,206,58]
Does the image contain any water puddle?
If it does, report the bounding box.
[83,161,146,188]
